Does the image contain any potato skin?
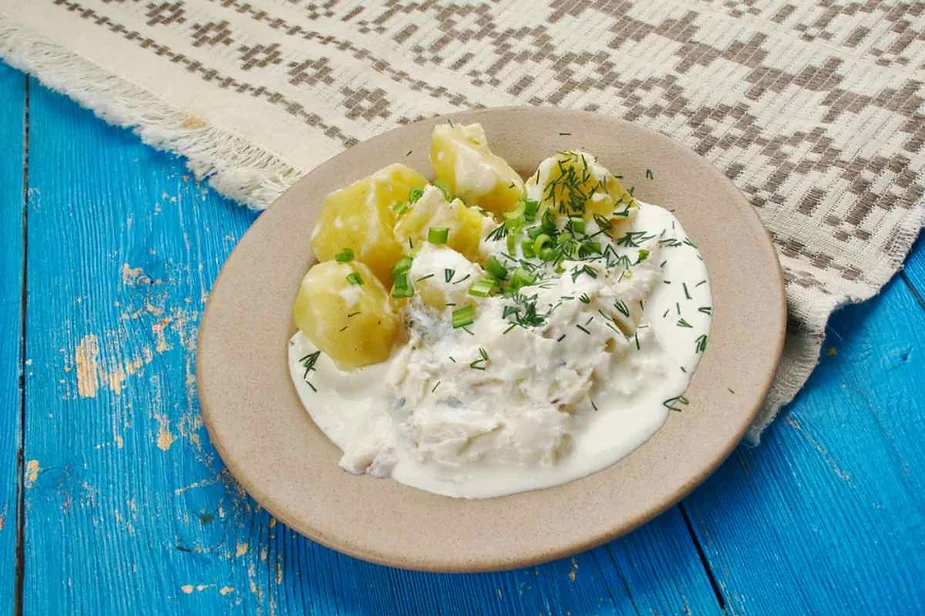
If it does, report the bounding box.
[430,123,523,215]
[311,163,427,284]
[293,261,399,370]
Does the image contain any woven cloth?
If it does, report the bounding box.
[2,0,923,441]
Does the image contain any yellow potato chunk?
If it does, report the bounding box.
[293,261,399,370]
[526,150,637,222]
[393,185,486,262]
[430,123,524,214]
[311,163,427,284]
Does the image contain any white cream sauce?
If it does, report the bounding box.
[288,201,711,498]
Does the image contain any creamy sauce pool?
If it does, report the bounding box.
[288,201,711,498]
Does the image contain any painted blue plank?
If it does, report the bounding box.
[21,79,257,614]
[683,273,925,613]
[902,236,925,305]
[20,80,724,615]
[0,63,25,616]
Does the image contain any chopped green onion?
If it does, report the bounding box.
[468,277,496,297]
[504,215,525,233]
[427,227,449,244]
[346,272,363,285]
[334,248,355,263]
[637,249,650,263]
[485,257,508,280]
[510,268,536,290]
[408,187,424,203]
[523,199,539,221]
[433,179,454,201]
[533,234,552,256]
[393,202,410,216]
[506,233,517,255]
[452,304,475,329]
[392,273,413,298]
[539,247,557,261]
[521,240,536,259]
[541,210,557,234]
[567,216,585,234]
[527,225,545,240]
[504,202,525,219]
[392,257,413,277]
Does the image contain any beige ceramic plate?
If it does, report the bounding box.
[198,107,785,573]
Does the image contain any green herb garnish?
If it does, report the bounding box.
[335,248,355,263]
[452,305,475,329]
[485,256,509,280]
[392,257,413,277]
[433,179,454,201]
[614,300,630,317]
[663,395,689,412]
[428,227,449,244]
[392,273,413,298]
[469,347,489,370]
[468,277,496,297]
[509,268,536,291]
[695,334,708,353]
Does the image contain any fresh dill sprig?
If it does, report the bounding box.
[695,334,709,353]
[470,347,489,370]
[614,300,630,318]
[663,395,689,412]
[299,351,321,392]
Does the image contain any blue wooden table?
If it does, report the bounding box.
[1,63,923,615]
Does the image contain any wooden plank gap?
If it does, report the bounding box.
[14,75,30,616]
[599,544,643,616]
[900,272,925,312]
[678,503,726,611]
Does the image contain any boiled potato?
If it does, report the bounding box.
[393,185,486,262]
[293,260,399,370]
[430,123,524,214]
[525,150,637,222]
[311,163,427,284]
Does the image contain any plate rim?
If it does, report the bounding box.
[197,106,786,572]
